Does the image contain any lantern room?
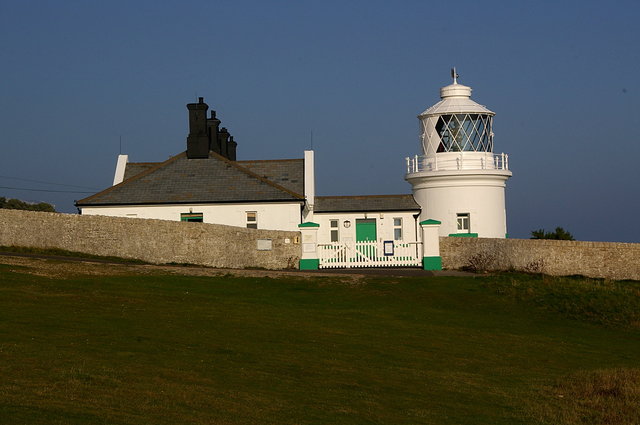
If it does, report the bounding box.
[419,70,496,157]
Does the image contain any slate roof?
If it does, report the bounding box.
[236,159,304,196]
[123,163,157,180]
[314,194,420,213]
[121,158,305,195]
[76,152,304,206]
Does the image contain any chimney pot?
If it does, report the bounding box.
[198,97,204,104]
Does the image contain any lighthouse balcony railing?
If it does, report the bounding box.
[405,153,509,174]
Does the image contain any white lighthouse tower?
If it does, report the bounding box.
[406,70,512,238]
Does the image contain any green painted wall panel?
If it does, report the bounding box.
[423,256,442,270]
[299,258,319,270]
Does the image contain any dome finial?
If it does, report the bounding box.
[451,67,459,84]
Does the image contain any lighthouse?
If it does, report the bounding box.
[406,70,512,238]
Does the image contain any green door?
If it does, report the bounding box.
[355,219,377,262]
[356,219,377,241]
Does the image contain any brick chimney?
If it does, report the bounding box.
[207,110,221,154]
[218,127,230,158]
[227,136,237,161]
[186,97,209,159]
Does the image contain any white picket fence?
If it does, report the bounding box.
[318,240,422,269]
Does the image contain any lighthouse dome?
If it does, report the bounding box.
[418,82,494,117]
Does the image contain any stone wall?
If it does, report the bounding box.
[440,236,640,281]
[0,209,301,270]
[2,209,638,279]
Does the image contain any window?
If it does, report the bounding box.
[181,212,203,222]
[246,211,257,229]
[457,213,470,233]
[393,218,403,241]
[330,219,339,242]
[435,114,493,152]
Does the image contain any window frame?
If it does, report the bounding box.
[456,213,470,233]
[246,211,258,229]
[393,217,403,241]
[330,219,339,242]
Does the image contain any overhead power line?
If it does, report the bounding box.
[0,175,100,190]
[0,186,95,194]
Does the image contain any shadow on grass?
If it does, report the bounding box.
[0,245,147,264]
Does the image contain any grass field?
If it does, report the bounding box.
[0,257,638,424]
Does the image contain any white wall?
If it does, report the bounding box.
[313,211,420,244]
[411,173,509,238]
[81,202,303,232]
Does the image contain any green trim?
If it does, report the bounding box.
[420,219,442,225]
[299,258,319,270]
[180,212,203,222]
[505,233,509,239]
[298,222,320,228]
[448,233,478,238]
[423,256,442,270]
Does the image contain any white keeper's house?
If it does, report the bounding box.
[76,71,511,270]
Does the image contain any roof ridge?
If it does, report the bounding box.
[76,152,187,205]
[209,152,304,199]
[237,158,303,163]
[316,194,414,199]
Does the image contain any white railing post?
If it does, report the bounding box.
[405,157,410,174]
[505,154,509,170]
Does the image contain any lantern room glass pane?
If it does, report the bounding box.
[435,114,493,152]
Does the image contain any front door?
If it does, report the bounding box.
[356,219,377,241]
[355,219,377,261]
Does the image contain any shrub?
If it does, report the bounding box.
[531,227,574,240]
[524,258,546,274]
[464,252,496,273]
[0,196,55,212]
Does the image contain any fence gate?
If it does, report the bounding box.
[318,240,422,269]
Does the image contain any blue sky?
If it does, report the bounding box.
[1,0,639,242]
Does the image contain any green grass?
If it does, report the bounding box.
[482,273,640,328]
[0,263,639,424]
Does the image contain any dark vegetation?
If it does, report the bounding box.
[531,227,575,240]
[0,260,638,424]
[531,368,640,425]
[0,196,55,212]
[0,245,147,264]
